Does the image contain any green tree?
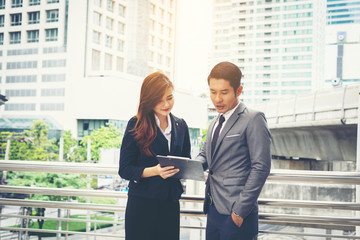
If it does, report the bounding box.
[30,120,49,146]
[62,130,82,162]
[80,123,123,162]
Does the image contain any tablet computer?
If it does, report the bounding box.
[156,155,205,181]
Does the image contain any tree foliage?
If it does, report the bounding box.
[80,123,123,162]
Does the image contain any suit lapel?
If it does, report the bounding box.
[169,113,178,154]
[211,103,246,165]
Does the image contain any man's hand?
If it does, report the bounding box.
[231,211,243,228]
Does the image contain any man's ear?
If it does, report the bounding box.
[236,86,243,97]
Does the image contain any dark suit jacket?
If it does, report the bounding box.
[119,113,191,202]
[197,102,271,218]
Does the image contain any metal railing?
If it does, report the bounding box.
[0,160,359,239]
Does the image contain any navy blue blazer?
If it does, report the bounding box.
[119,113,191,202]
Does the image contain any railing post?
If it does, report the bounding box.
[357,86,360,237]
[1,139,10,184]
[66,196,70,240]
[86,138,91,239]
[94,214,97,240]
[57,208,61,240]
[58,137,64,240]
[59,137,64,162]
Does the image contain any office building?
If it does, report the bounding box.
[210,0,326,104]
[0,0,204,138]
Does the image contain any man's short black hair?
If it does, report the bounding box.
[207,62,242,92]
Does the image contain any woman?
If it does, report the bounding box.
[119,71,191,240]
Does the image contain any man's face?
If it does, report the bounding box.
[209,78,243,114]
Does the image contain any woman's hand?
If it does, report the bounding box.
[156,164,179,179]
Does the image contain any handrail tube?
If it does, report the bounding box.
[0,198,358,226]
[258,198,360,211]
[0,227,125,238]
[0,214,123,225]
[259,230,359,239]
[2,226,359,240]
[0,198,125,212]
[0,185,129,199]
[260,213,360,226]
[1,186,359,211]
[1,160,360,184]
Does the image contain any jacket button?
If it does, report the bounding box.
[209,170,213,175]
[134,180,138,183]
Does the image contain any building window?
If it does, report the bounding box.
[0,15,4,27]
[118,4,125,17]
[107,0,113,12]
[157,54,162,64]
[42,74,65,82]
[41,88,65,96]
[10,31,21,44]
[40,103,64,111]
[6,75,37,83]
[104,53,112,70]
[117,22,125,34]
[92,31,100,44]
[93,12,101,26]
[7,61,37,69]
[106,17,113,30]
[78,119,110,138]
[166,56,171,67]
[93,0,101,7]
[0,33,3,45]
[5,103,36,111]
[167,12,172,23]
[12,0,22,8]
[46,9,59,22]
[92,49,100,71]
[167,27,172,38]
[47,0,59,3]
[28,11,40,24]
[43,46,66,53]
[42,59,66,68]
[7,48,38,55]
[45,28,58,41]
[29,0,40,6]
[105,35,112,48]
[117,39,124,52]
[0,0,5,9]
[27,30,39,43]
[10,13,22,26]
[150,3,156,15]
[6,89,36,97]
[116,57,124,72]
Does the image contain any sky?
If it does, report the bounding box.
[174,0,213,96]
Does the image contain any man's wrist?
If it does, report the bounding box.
[232,211,241,217]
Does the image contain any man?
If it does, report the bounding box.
[196,62,271,240]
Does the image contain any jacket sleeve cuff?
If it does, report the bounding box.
[132,166,145,183]
[233,202,253,219]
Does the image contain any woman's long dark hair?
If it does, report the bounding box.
[132,72,173,156]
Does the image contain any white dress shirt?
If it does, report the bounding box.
[212,101,241,139]
[155,114,172,151]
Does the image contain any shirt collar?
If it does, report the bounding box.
[221,101,240,122]
[154,113,172,134]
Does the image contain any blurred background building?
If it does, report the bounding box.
[0,0,207,139]
[210,0,360,107]
[324,0,360,87]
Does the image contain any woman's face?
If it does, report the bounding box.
[153,87,174,119]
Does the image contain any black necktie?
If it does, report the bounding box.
[211,115,225,155]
